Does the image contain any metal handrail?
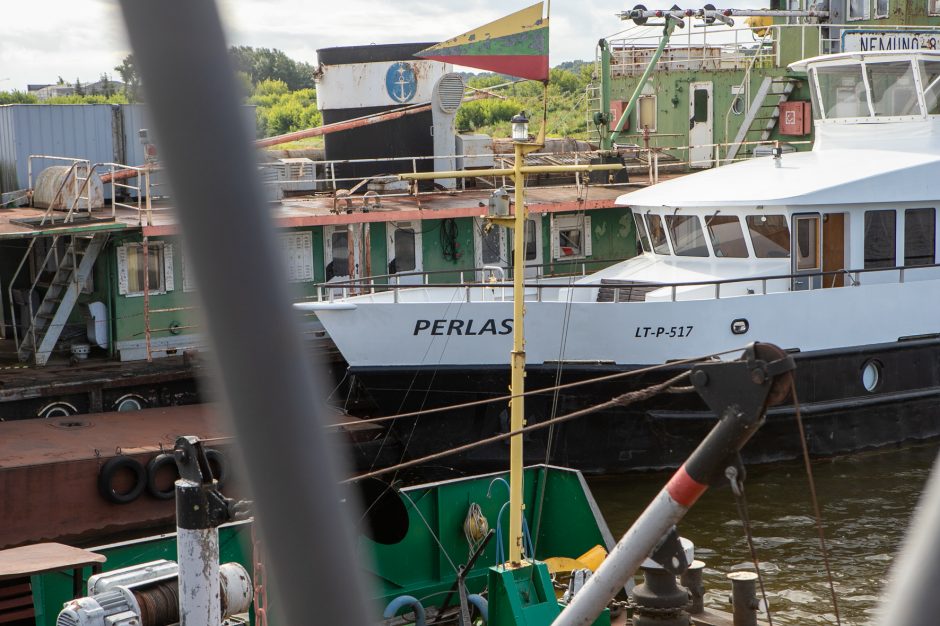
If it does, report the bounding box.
[313,261,940,303]
[723,25,776,162]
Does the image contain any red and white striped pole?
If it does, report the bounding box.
[554,344,793,626]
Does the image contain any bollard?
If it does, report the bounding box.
[727,571,759,626]
[632,564,691,626]
[680,560,706,614]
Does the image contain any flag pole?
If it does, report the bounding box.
[537,1,550,145]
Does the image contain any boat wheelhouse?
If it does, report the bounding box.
[306,51,940,473]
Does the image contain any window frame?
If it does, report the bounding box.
[551,214,592,260]
[930,0,940,17]
[874,0,889,18]
[903,207,936,267]
[664,214,710,257]
[745,215,791,259]
[863,209,898,269]
[705,214,750,258]
[637,94,657,132]
[847,0,871,21]
[117,241,174,297]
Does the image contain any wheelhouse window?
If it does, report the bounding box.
[866,61,920,117]
[705,215,748,258]
[117,242,173,296]
[875,0,888,18]
[645,214,671,255]
[634,213,652,253]
[814,65,870,118]
[919,60,940,115]
[864,210,897,269]
[905,208,935,266]
[745,215,790,258]
[665,215,709,257]
[848,0,870,20]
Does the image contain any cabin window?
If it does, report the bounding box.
[645,214,671,255]
[848,0,870,20]
[795,216,820,271]
[635,213,652,253]
[393,226,417,272]
[904,208,936,266]
[875,0,888,18]
[638,95,657,131]
[524,219,538,261]
[864,210,897,269]
[117,242,174,296]
[919,60,940,114]
[552,214,592,260]
[866,61,920,117]
[329,231,350,279]
[665,215,709,257]
[693,89,709,123]
[280,232,315,282]
[181,250,196,292]
[480,224,503,264]
[815,65,870,118]
[745,215,790,258]
[930,0,940,16]
[705,215,748,258]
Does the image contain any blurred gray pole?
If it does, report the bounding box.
[876,451,940,626]
[116,2,372,625]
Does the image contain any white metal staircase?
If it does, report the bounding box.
[17,232,109,365]
[725,76,799,163]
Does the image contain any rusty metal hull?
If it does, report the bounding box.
[0,405,233,549]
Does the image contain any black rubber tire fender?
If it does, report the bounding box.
[98,456,147,504]
[146,453,179,500]
[205,448,228,487]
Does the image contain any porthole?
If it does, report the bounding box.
[861,360,882,392]
[731,96,744,115]
[38,402,78,419]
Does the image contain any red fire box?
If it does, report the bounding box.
[779,101,812,136]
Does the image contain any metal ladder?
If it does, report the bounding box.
[724,76,799,163]
[16,232,109,365]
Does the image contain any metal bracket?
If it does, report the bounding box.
[173,435,236,527]
[649,526,689,575]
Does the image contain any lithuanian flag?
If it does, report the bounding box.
[416,2,549,82]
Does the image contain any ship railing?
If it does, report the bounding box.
[306,261,940,305]
[608,22,940,75]
[302,256,631,303]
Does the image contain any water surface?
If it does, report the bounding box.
[588,443,939,625]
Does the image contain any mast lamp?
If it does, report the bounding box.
[511,112,530,142]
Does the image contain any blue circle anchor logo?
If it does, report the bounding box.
[385,62,417,104]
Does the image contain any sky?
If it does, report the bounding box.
[0,0,765,90]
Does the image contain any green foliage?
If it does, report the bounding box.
[249,83,320,137]
[457,67,592,138]
[44,93,129,105]
[456,98,525,131]
[229,46,316,91]
[0,90,38,104]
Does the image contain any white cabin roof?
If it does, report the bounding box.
[616,146,940,208]
[789,49,940,73]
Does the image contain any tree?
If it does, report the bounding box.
[0,90,38,105]
[74,78,84,96]
[99,73,114,97]
[114,54,142,102]
[229,46,316,91]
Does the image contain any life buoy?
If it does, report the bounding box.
[205,449,228,486]
[146,453,179,500]
[98,456,146,504]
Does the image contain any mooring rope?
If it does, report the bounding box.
[325,346,749,431]
[791,379,842,626]
[341,371,690,484]
[727,464,775,626]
